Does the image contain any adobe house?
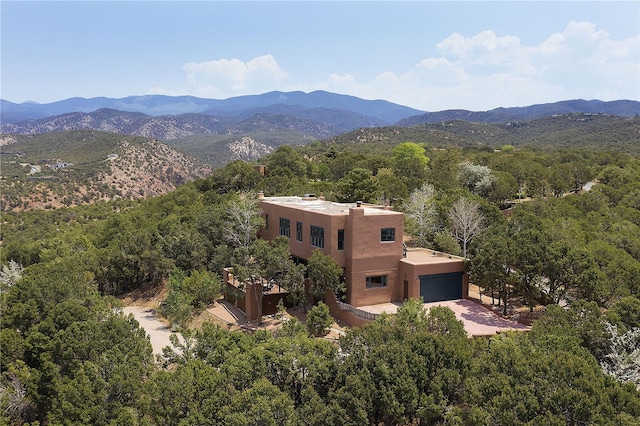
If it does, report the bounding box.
[224,194,467,324]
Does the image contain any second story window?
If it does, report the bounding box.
[381,227,395,242]
[279,218,291,238]
[296,221,303,242]
[337,229,345,251]
[310,225,324,248]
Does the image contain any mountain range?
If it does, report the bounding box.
[3,91,638,131]
[0,90,422,124]
[2,91,639,167]
[2,91,639,211]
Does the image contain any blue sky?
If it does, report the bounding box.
[2,1,639,111]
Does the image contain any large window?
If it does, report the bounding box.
[337,229,345,251]
[296,221,303,242]
[366,275,388,288]
[381,227,395,242]
[310,225,325,248]
[279,218,291,238]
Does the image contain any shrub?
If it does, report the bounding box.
[306,302,333,337]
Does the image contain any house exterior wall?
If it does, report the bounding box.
[259,196,406,307]
[344,207,404,307]
[259,202,348,265]
[398,256,468,301]
[256,196,468,320]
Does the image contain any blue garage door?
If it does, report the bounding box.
[419,272,463,303]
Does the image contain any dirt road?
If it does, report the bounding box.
[123,306,180,356]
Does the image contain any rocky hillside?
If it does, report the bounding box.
[0,109,234,140]
[325,114,640,153]
[0,108,342,147]
[0,130,214,211]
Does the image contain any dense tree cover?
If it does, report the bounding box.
[2,141,640,424]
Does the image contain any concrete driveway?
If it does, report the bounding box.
[358,299,530,337]
[424,299,530,336]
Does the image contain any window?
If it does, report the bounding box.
[296,221,303,242]
[310,225,324,248]
[366,275,388,288]
[264,214,269,230]
[279,218,291,237]
[337,229,345,251]
[381,227,395,242]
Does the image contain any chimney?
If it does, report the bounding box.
[257,191,265,199]
[356,200,362,207]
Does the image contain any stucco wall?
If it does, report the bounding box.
[345,207,404,306]
[398,257,468,300]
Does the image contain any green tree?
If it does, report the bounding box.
[306,302,333,337]
[542,242,601,305]
[426,148,461,192]
[486,170,518,205]
[375,167,408,205]
[204,160,262,194]
[223,378,295,426]
[283,262,307,310]
[307,250,343,303]
[335,168,379,203]
[469,225,516,314]
[393,142,429,190]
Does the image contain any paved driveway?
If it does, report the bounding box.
[358,299,530,336]
[424,299,530,336]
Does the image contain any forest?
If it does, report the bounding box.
[1,138,640,424]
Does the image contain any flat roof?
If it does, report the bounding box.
[401,248,465,265]
[260,196,400,216]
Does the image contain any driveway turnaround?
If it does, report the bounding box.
[358,299,530,337]
[123,306,179,356]
[424,299,530,336]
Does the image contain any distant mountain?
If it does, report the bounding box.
[0,130,213,211]
[396,99,640,126]
[1,90,423,124]
[328,114,640,153]
[1,108,235,140]
[3,93,639,169]
[0,108,346,153]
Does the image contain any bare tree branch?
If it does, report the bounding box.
[448,198,485,258]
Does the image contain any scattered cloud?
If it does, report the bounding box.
[171,21,638,111]
[180,54,289,98]
[314,21,639,110]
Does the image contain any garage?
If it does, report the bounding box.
[419,272,463,303]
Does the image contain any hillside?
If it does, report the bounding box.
[0,108,350,150]
[325,114,640,154]
[396,99,640,126]
[0,130,213,211]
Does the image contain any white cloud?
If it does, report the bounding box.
[180,55,289,98]
[168,22,638,111]
[315,21,639,110]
